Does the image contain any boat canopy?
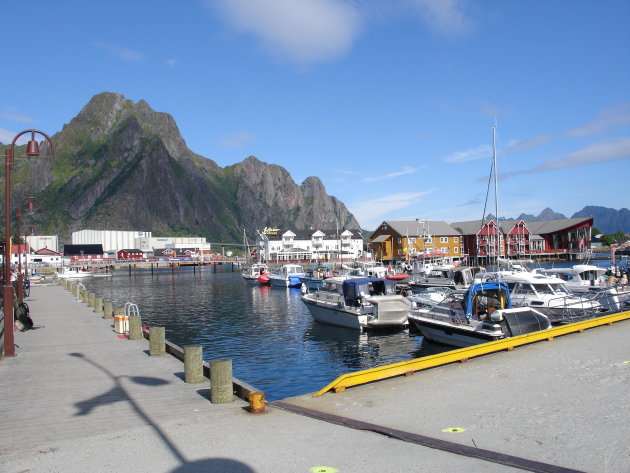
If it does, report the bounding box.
[464,282,512,317]
[342,277,397,306]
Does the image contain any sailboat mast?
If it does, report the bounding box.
[492,124,500,266]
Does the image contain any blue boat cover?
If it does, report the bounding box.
[464,281,512,317]
[342,277,396,306]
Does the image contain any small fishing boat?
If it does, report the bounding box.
[268,264,305,288]
[298,265,333,292]
[241,263,269,284]
[408,281,551,347]
[301,276,411,330]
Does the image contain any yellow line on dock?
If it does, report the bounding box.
[312,310,630,397]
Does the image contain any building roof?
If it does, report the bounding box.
[262,229,364,241]
[34,248,61,256]
[451,217,593,236]
[371,220,460,238]
[64,244,104,256]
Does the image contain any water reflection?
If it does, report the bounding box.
[81,266,440,400]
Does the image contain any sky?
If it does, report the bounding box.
[2,0,629,231]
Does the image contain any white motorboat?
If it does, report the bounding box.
[483,270,607,323]
[241,263,269,284]
[301,276,411,330]
[408,265,486,291]
[408,281,551,347]
[268,264,305,288]
[534,264,630,312]
[56,267,94,279]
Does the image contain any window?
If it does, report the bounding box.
[398,237,402,244]
[453,237,459,243]
[441,247,449,254]
[440,237,448,243]
[397,249,402,255]
[408,237,416,243]
[454,246,459,253]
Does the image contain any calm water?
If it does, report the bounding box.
[79,265,433,400]
[78,258,615,400]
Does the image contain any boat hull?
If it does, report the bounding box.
[302,299,367,329]
[409,317,500,347]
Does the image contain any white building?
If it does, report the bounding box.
[72,230,210,254]
[256,228,365,262]
[26,235,59,253]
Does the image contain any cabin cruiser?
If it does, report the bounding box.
[408,265,486,291]
[268,264,305,288]
[407,281,551,347]
[482,270,607,323]
[534,264,630,312]
[241,263,269,284]
[301,276,411,330]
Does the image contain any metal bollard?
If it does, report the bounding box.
[210,359,233,404]
[88,292,95,308]
[128,315,142,340]
[248,391,266,414]
[149,327,165,355]
[184,345,204,383]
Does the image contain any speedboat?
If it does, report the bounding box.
[407,281,551,347]
[301,276,411,330]
[483,270,606,323]
[268,264,305,288]
[241,263,269,284]
[408,265,486,291]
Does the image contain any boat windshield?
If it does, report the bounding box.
[531,283,569,295]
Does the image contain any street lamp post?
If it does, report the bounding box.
[3,130,54,357]
[16,197,41,301]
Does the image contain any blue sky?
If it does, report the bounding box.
[2,0,629,230]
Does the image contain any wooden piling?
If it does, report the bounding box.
[210,359,233,404]
[93,296,103,313]
[103,301,113,319]
[184,345,204,383]
[128,314,142,340]
[149,327,165,355]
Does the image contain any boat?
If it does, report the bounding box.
[483,270,607,323]
[408,265,486,291]
[298,265,333,292]
[56,267,94,279]
[268,264,305,288]
[301,276,411,330]
[407,281,551,347]
[241,263,269,284]
[534,264,630,312]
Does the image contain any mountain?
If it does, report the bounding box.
[2,92,360,244]
[485,206,629,234]
[572,206,630,234]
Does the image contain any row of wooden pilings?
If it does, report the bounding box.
[56,277,266,413]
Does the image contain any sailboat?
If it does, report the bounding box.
[407,125,552,347]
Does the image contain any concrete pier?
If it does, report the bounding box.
[0,284,628,473]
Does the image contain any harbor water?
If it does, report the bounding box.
[77,258,615,401]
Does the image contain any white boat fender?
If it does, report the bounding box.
[301,283,307,295]
[490,310,504,322]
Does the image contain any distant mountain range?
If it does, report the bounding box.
[486,206,630,234]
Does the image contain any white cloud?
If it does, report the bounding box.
[220,130,255,148]
[211,0,362,66]
[92,41,144,62]
[503,133,554,153]
[165,58,177,67]
[444,143,491,163]
[0,128,32,145]
[363,166,422,182]
[494,137,630,181]
[349,190,434,229]
[407,0,474,38]
[567,102,630,138]
[1,106,35,124]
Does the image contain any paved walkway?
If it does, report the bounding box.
[0,283,628,473]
